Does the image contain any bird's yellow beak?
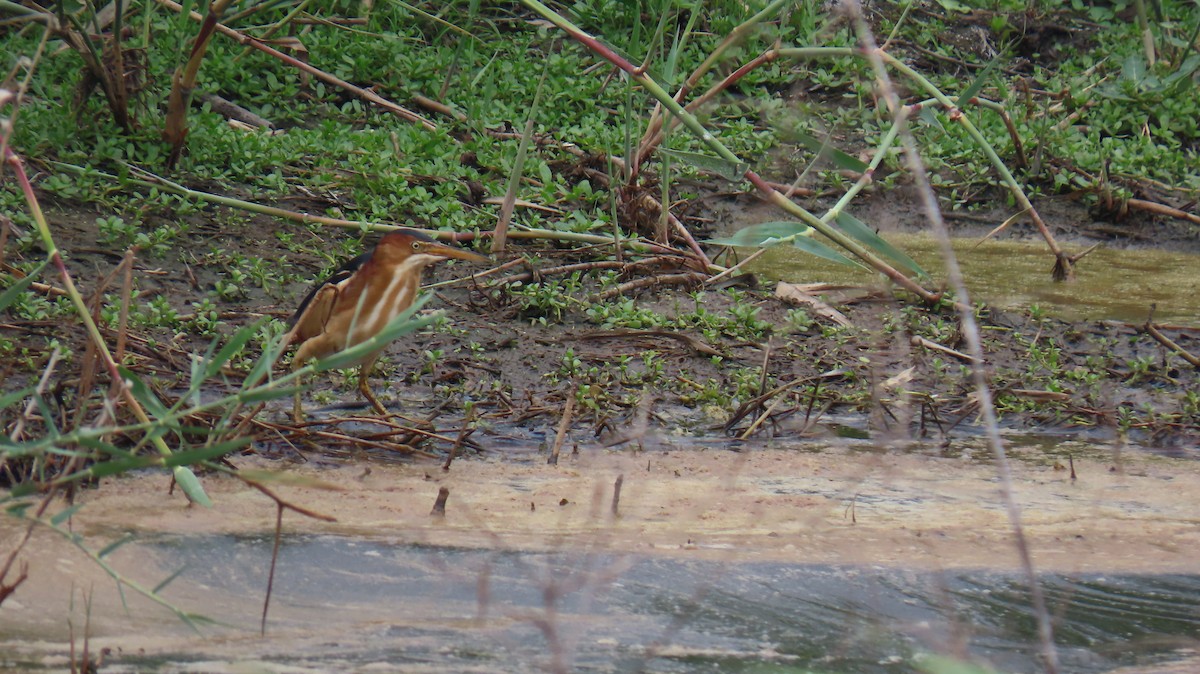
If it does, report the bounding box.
[425,241,490,264]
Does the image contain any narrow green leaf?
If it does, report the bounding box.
[0,259,49,313]
[834,212,927,278]
[205,317,267,379]
[956,55,1003,105]
[87,456,158,479]
[6,501,34,517]
[173,467,212,508]
[193,330,221,384]
[0,386,36,414]
[239,385,305,404]
[100,438,251,477]
[792,235,863,267]
[186,353,205,408]
[35,396,60,438]
[237,469,344,490]
[76,436,136,459]
[658,148,749,180]
[705,221,811,247]
[152,565,190,594]
[50,504,84,526]
[176,0,195,41]
[243,344,277,385]
[117,366,171,420]
[179,612,221,630]
[98,533,138,559]
[180,437,252,464]
[314,297,439,372]
[789,129,870,173]
[1164,54,1200,94]
[932,0,973,12]
[918,105,945,131]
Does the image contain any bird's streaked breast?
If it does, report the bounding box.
[346,255,432,347]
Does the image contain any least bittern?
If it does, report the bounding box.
[286,229,488,422]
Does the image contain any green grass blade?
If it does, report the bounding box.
[50,504,84,526]
[834,212,927,278]
[706,221,811,247]
[792,234,864,267]
[0,259,50,312]
[0,387,36,414]
[76,436,136,459]
[164,439,252,468]
[956,55,1003,106]
[237,469,343,490]
[98,533,138,559]
[789,129,870,173]
[117,366,172,421]
[84,440,244,479]
[244,329,288,386]
[917,105,946,131]
[239,385,305,404]
[313,295,439,371]
[5,501,34,516]
[152,565,190,594]
[205,317,268,379]
[658,148,749,180]
[87,456,158,479]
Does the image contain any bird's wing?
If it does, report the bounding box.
[288,251,370,330]
[290,285,339,343]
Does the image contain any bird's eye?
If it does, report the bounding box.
[411,241,421,251]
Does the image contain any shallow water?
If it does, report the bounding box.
[4,535,1200,673]
[751,233,1200,325]
[4,439,1198,673]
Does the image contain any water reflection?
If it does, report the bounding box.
[750,234,1200,325]
[23,535,1191,673]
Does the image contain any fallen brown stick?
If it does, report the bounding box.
[1143,321,1200,368]
[1127,198,1200,226]
[573,329,722,357]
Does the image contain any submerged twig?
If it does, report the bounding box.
[1142,310,1200,368]
[547,387,576,466]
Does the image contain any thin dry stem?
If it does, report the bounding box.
[843,2,1060,671]
[547,388,575,466]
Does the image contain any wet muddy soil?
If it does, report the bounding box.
[46,440,1200,572]
[3,188,1199,459]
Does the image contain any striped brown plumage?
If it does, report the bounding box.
[287,229,488,422]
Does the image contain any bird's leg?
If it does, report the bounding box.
[292,363,307,424]
[357,355,389,416]
[292,384,305,424]
[290,337,329,424]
